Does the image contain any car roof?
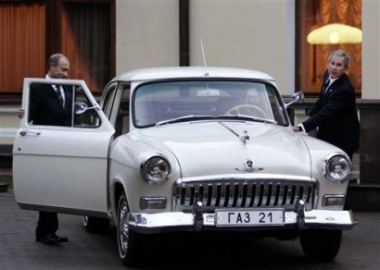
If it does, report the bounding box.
[111,66,276,83]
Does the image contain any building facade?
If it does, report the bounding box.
[1,0,379,141]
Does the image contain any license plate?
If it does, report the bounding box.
[215,209,284,226]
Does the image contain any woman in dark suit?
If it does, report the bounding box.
[294,50,360,159]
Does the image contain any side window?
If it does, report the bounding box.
[73,87,101,128]
[115,85,130,136]
[100,83,130,137]
[102,84,118,120]
[28,82,100,128]
[266,86,287,126]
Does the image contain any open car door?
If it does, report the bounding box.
[13,78,115,217]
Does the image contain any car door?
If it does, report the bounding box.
[13,78,115,217]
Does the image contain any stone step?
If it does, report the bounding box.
[0,145,13,156]
[0,183,8,193]
[346,184,380,212]
[0,145,13,169]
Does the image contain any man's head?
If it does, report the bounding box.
[327,49,350,79]
[47,53,70,79]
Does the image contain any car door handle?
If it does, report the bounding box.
[19,129,41,136]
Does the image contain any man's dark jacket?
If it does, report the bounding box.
[29,83,72,126]
[302,72,360,158]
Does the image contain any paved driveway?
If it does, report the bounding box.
[1,190,379,270]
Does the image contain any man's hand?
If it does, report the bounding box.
[292,126,301,132]
[17,109,25,119]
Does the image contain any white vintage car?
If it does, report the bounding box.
[13,67,356,266]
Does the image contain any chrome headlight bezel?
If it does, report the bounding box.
[324,153,352,183]
[140,155,171,185]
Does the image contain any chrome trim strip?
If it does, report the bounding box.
[179,174,314,182]
[127,209,356,233]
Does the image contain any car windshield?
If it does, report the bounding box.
[132,80,288,128]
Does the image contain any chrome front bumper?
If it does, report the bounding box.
[127,200,357,234]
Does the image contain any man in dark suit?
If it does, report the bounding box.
[30,53,72,245]
[30,83,72,126]
[293,49,360,159]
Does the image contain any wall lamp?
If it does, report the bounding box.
[307,23,362,44]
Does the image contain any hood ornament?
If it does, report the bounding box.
[218,122,250,145]
[239,130,250,144]
[235,159,264,172]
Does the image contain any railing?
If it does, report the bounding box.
[287,98,380,188]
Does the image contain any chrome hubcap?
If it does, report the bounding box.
[118,200,129,256]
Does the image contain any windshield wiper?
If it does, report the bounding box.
[216,114,277,124]
[156,114,215,126]
[155,114,277,126]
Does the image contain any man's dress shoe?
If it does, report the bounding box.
[36,234,68,245]
[37,234,60,245]
[52,233,69,242]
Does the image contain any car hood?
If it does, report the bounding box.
[132,121,311,178]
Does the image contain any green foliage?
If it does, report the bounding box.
[0,175,13,189]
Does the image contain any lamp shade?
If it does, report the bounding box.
[307,23,362,44]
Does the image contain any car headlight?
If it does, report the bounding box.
[140,156,170,185]
[324,154,352,183]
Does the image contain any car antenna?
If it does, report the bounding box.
[200,38,209,76]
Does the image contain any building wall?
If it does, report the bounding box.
[189,0,295,95]
[115,0,179,72]
[0,106,17,145]
[362,0,380,99]
[116,0,295,95]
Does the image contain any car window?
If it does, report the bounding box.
[28,82,101,128]
[132,80,288,128]
[102,84,118,119]
[266,85,287,124]
[114,84,130,136]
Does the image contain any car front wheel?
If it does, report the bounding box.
[300,229,342,262]
[117,192,143,266]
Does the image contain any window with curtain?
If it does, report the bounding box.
[0,0,113,94]
[61,1,112,92]
[0,1,46,93]
[296,0,362,95]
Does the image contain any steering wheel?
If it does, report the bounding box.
[225,104,268,119]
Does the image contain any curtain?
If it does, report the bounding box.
[61,2,112,93]
[0,2,45,93]
[316,0,361,91]
[0,0,112,94]
[297,0,362,94]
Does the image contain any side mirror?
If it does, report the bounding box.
[285,91,304,108]
[74,102,100,114]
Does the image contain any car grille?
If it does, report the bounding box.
[173,179,316,212]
